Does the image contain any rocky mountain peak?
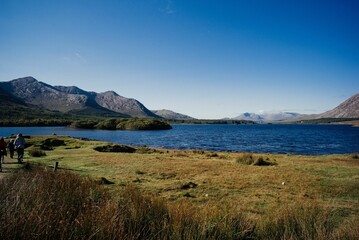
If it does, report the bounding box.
[101,91,119,96]
[0,76,160,118]
[319,93,359,118]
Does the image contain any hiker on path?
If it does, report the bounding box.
[14,134,25,164]
[7,139,15,159]
[0,137,7,171]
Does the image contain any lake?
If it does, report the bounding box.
[1,124,359,155]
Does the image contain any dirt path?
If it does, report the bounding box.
[0,155,20,180]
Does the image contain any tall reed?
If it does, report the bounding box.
[0,164,357,239]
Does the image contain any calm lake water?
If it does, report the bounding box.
[1,124,359,155]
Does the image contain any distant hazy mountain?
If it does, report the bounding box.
[0,77,160,118]
[152,109,195,120]
[317,93,359,118]
[233,112,301,122]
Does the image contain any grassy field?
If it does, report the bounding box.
[1,135,358,239]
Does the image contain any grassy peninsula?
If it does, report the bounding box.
[0,117,172,130]
[0,135,358,239]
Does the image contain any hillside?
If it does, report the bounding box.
[95,91,159,118]
[318,93,359,118]
[0,84,69,120]
[0,77,159,118]
[152,109,195,120]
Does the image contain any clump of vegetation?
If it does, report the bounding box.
[253,157,273,166]
[206,152,219,158]
[135,170,146,175]
[0,118,73,127]
[28,147,46,157]
[236,153,255,165]
[69,119,98,129]
[236,153,275,166]
[40,138,66,150]
[352,153,359,159]
[98,177,114,185]
[71,118,172,130]
[181,181,198,190]
[192,150,205,154]
[94,144,136,153]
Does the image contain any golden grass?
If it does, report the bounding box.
[1,135,358,239]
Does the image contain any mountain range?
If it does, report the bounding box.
[1,76,358,121]
[232,112,301,122]
[232,94,359,122]
[0,77,164,118]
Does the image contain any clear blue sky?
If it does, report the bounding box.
[1,0,358,119]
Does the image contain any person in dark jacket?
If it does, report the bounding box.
[7,139,15,159]
[0,137,7,170]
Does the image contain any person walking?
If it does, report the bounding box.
[0,137,6,171]
[7,139,15,159]
[14,134,25,164]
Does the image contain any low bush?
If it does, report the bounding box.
[40,138,66,150]
[236,154,275,166]
[253,157,273,166]
[94,144,136,153]
[236,153,255,165]
[28,147,46,157]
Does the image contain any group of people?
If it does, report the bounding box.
[0,134,26,172]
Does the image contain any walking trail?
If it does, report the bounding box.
[0,155,21,180]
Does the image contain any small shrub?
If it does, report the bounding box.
[237,154,275,166]
[206,152,219,158]
[192,150,205,154]
[94,144,136,153]
[253,157,272,166]
[352,153,359,159]
[181,182,198,189]
[21,162,32,170]
[236,153,254,165]
[135,170,145,175]
[40,138,66,150]
[28,147,46,157]
[98,177,114,185]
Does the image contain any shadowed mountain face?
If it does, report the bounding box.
[0,77,159,118]
[318,94,359,118]
[0,81,69,119]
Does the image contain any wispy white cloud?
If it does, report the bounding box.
[75,52,87,63]
[61,53,87,64]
